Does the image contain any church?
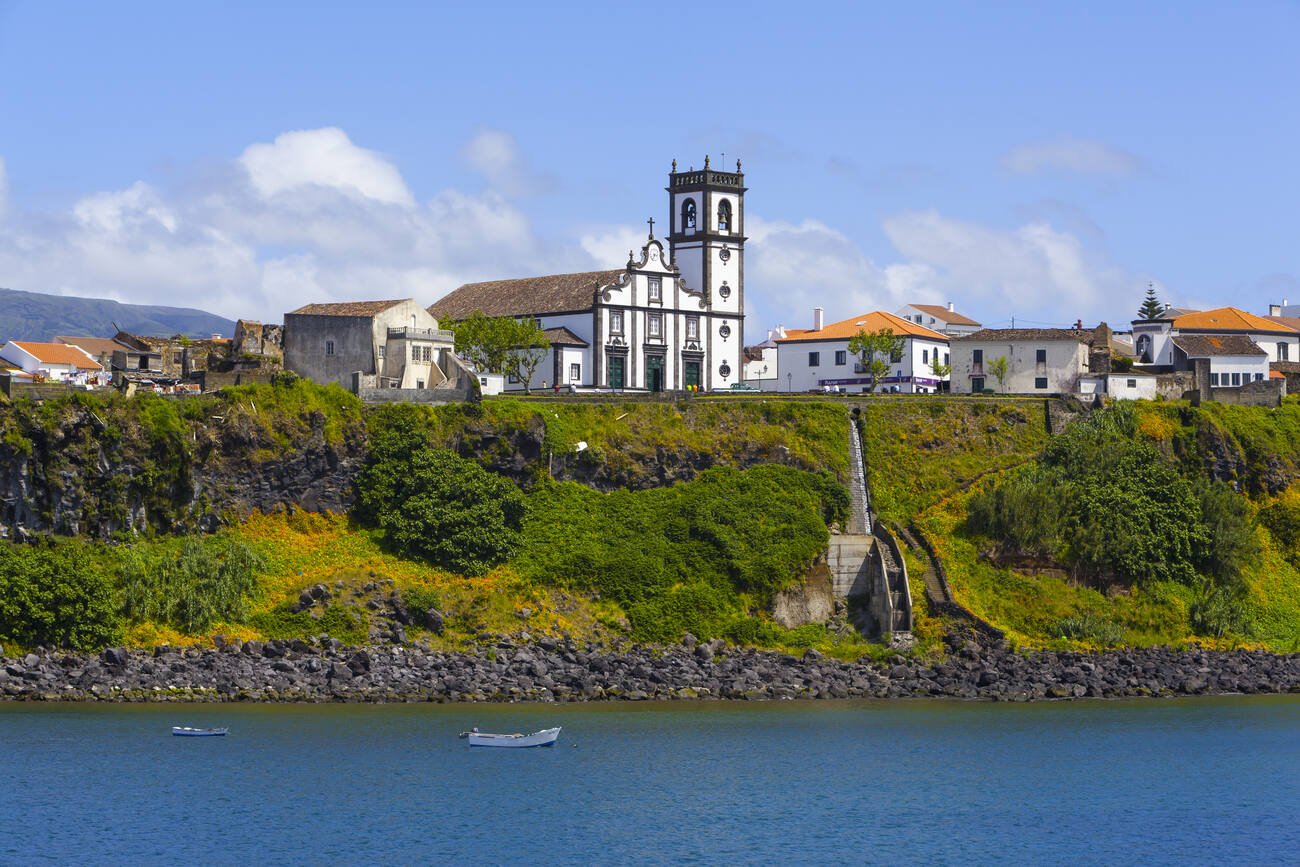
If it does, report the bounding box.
[428,157,746,392]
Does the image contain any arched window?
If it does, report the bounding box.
[1136,334,1152,364]
[717,199,732,232]
[682,199,697,230]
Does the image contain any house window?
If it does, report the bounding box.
[416,380,425,389]
[717,199,732,232]
[411,344,420,361]
[648,314,662,339]
[1256,373,1265,381]
[378,345,385,359]
[648,277,662,303]
[1211,373,1220,386]
[682,199,697,230]
[973,349,983,364]
[922,349,929,364]
[971,377,985,392]
[1035,377,1048,389]
[610,311,624,335]
[835,350,846,366]
[808,352,820,368]
[1127,378,1137,388]
[686,317,699,340]
[325,340,335,356]
[1281,343,1290,361]
[944,352,949,365]
[569,363,581,382]
[424,346,432,362]
[1035,349,1047,363]
[1232,372,1241,386]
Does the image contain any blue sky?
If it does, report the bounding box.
[1,1,1297,334]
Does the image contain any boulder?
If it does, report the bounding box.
[101,647,128,668]
[422,609,445,635]
[328,662,353,681]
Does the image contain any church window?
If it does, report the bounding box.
[686,317,699,340]
[325,340,335,356]
[682,199,697,231]
[648,277,662,303]
[717,199,732,232]
[610,311,624,335]
[648,314,662,339]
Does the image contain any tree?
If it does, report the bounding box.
[847,328,904,392]
[1137,284,1164,320]
[929,356,952,386]
[356,445,525,575]
[449,313,516,376]
[987,356,1009,392]
[507,318,551,392]
[0,542,122,650]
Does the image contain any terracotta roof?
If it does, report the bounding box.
[1171,334,1266,358]
[778,310,949,343]
[429,270,624,320]
[954,328,1095,344]
[1172,307,1294,334]
[8,341,102,369]
[1265,315,1300,332]
[1270,369,1287,380]
[908,304,981,327]
[55,335,129,356]
[543,326,589,347]
[288,299,408,317]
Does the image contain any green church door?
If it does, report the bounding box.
[646,355,664,392]
[684,360,701,390]
[608,356,625,390]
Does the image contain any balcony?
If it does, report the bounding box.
[387,327,454,342]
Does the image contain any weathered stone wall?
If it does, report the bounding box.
[771,564,835,628]
[1210,378,1285,406]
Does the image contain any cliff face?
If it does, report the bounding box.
[0,390,366,541]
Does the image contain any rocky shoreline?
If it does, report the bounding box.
[2,632,1298,703]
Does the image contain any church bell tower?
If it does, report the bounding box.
[667,155,746,383]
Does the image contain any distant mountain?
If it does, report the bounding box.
[0,287,238,343]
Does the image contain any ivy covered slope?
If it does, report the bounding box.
[0,386,860,655]
[908,401,1300,652]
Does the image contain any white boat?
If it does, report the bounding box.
[462,726,561,748]
[171,726,228,737]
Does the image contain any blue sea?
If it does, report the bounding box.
[1,697,1296,865]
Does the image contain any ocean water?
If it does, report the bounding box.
[1,697,1296,865]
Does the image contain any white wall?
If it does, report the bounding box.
[776,335,949,393]
[1204,355,1269,386]
[1106,374,1159,399]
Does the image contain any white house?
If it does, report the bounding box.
[950,327,1103,394]
[0,341,102,383]
[430,157,746,393]
[1132,307,1299,366]
[775,309,949,393]
[742,327,784,390]
[893,302,982,336]
[1171,335,1269,387]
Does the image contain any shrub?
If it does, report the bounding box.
[356,445,525,575]
[0,542,122,650]
[249,602,368,644]
[1052,611,1124,646]
[119,537,264,633]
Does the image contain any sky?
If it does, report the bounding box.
[1,1,1298,336]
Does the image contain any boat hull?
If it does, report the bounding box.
[171,727,228,737]
[467,727,561,748]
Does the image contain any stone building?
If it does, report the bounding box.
[949,327,1107,394]
[283,298,466,393]
[428,158,746,392]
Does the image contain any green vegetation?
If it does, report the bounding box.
[448,314,551,389]
[860,398,1051,522]
[515,465,847,643]
[119,537,264,633]
[847,328,904,392]
[0,542,122,650]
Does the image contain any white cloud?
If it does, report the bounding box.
[461,128,554,197]
[1002,137,1141,176]
[239,127,414,205]
[578,225,646,270]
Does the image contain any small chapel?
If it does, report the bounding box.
[428,157,746,392]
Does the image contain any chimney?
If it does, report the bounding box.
[813,307,824,331]
[947,301,954,312]
[1270,303,1282,317]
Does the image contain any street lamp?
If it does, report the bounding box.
[787,372,792,393]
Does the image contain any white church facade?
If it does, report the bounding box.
[429,158,746,392]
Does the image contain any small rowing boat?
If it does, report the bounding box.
[460,727,561,748]
[171,726,228,737]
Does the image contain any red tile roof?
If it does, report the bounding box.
[429,270,624,320]
[908,304,981,326]
[1173,307,1295,334]
[9,341,102,369]
[778,310,948,343]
